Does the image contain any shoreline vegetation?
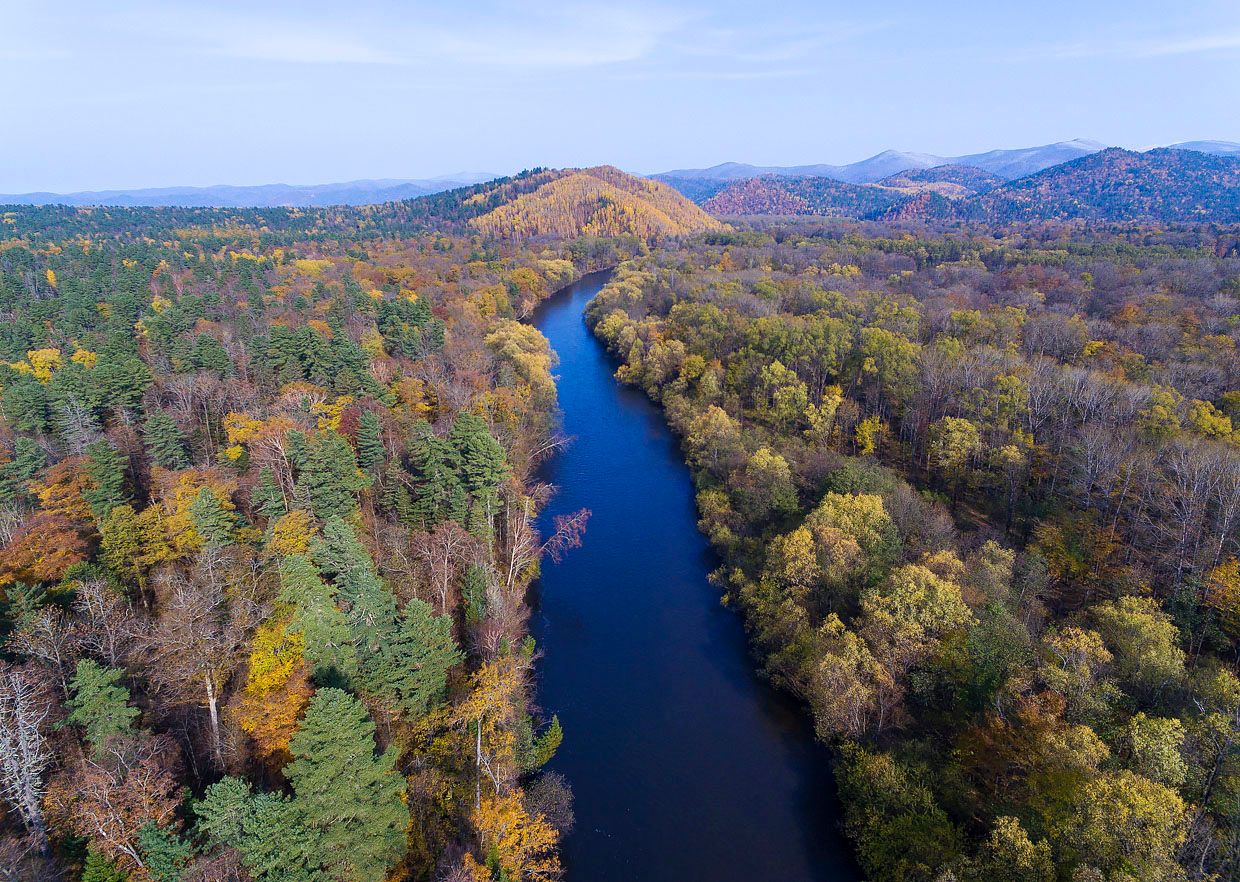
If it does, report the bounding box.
[1,162,1238,882]
[0,192,646,881]
[586,222,1240,882]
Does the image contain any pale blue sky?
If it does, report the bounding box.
[3,0,1238,192]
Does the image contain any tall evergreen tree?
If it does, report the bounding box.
[355,410,385,476]
[284,689,409,882]
[312,518,459,715]
[84,439,128,521]
[189,486,236,548]
[295,431,368,521]
[196,777,327,882]
[278,552,357,685]
[143,409,189,470]
[137,823,193,882]
[252,467,287,520]
[63,659,140,754]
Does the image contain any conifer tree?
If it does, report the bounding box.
[379,459,416,525]
[285,689,409,882]
[189,486,236,548]
[143,409,189,470]
[313,518,460,715]
[63,659,140,754]
[278,553,357,685]
[84,439,128,522]
[252,467,287,520]
[81,850,127,882]
[137,823,193,882]
[295,431,368,521]
[355,410,385,476]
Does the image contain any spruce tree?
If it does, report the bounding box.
[379,459,416,525]
[278,552,357,685]
[312,518,459,715]
[355,410,386,476]
[64,659,140,754]
[143,409,189,469]
[81,850,128,882]
[285,689,409,882]
[295,431,368,521]
[252,467,287,519]
[137,823,193,882]
[189,486,236,548]
[396,598,462,717]
[0,437,46,506]
[84,439,128,521]
[196,778,326,882]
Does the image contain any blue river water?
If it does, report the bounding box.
[530,270,857,882]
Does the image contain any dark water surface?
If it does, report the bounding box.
[530,271,857,882]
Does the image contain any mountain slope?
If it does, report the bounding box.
[466,166,723,239]
[0,174,499,208]
[702,176,904,217]
[958,147,1240,223]
[876,165,1005,197]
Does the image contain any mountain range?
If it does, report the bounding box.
[695,147,1240,225]
[654,139,1240,184]
[0,173,498,208]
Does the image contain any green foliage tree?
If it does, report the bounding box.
[142,410,189,470]
[64,659,140,754]
[284,689,409,882]
[84,439,128,521]
[295,431,368,521]
[355,410,385,476]
[188,486,236,548]
[137,823,193,882]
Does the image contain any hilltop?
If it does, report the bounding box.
[459,166,723,240]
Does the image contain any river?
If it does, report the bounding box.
[530,270,857,882]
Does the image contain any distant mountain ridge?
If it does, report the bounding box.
[697,147,1240,224]
[655,139,1240,187]
[0,173,499,208]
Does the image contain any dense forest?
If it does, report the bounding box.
[689,148,1240,224]
[5,168,1240,882]
[0,193,677,881]
[587,222,1240,882]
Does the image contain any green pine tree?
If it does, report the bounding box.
[252,467,287,520]
[379,459,416,525]
[196,778,327,882]
[295,431,368,521]
[143,409,189,470]
[355,410,386,476]
[395,598,462,717]
[84,439,128,522]
[312,519,459,715]
[0,437,46,506]
[64,659,140,754]
[137,823,193,882]
[285,689,409,882]
[81,849,128,882]
[279,553,357,685]
[188,486,236,548]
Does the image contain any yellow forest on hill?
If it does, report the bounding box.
[469,166,724,240]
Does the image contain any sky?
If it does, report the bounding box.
[3,0,1239,192]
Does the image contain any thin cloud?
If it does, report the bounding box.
[1020,29,1240,61]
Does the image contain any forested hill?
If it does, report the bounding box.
[3,166,722,244]
[684,148,1240,224]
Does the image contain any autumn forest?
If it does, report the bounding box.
[2,163,1239,882]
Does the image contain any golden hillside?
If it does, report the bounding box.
[469,166,724,240]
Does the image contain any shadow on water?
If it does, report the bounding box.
[529,270,858,882]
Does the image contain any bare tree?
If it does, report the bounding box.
[0,663,55,852]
